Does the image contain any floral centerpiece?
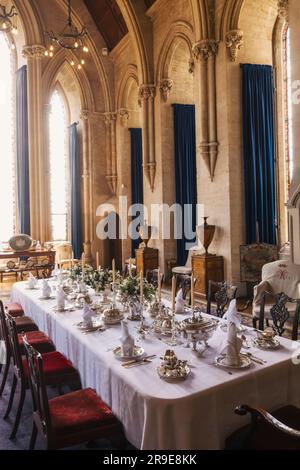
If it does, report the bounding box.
[119,275,155,302]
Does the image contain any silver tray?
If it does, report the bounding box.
[252,338,281,350]
[9,234,32,252]
[215,353,251,370]
[157,362,190,381]
[113,346,144,361]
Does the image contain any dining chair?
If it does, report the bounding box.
[207,281,238,317]
[226,404,300,450]
[258,291,300,340]
[146,269,164,289]
[3,313,82,440]
[0,301,40,397]
[23,337,124,450]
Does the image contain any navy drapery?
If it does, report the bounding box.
[173,104,197,266]
[16,65,30,235]
[69,123,83,260]
[129,128,144,256]
[241,64,277,245]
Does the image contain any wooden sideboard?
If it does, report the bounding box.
[192,254,224,300]
[135,247,159,275]
[0,249,56,281]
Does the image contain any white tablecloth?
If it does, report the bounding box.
[11,281,300,450]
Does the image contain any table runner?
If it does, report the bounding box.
[11,281,300,450]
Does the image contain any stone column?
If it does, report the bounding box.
[104,112,118,195]
[22,45,46,242]
[80,109,92,264]
[138,85,156,191]
[193,40,219,181]
[43,102,52,241]
[287,0,300,262]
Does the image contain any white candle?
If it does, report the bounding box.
[71,251,74,268]
[157,268,161,301]
[129,259,132,276]
[172,275,176,312]
[96,251,100,270]
[82,253,85,272]
[191,272,194,308]
[112,258,116,284]
[140,270,144,303]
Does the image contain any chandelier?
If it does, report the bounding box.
[44,0,89,69]
[0,3,18,34]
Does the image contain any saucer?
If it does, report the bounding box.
[215,353,251,370]
[253,338,281,350]
[39,295,55,300]
[76,320,105,332]
[113,346,144,361]
[157,361,190,381]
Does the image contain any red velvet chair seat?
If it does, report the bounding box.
[7,302,24,317]
[15,316,39,333]
[49,388,117,436]
[22,351,79,382]
[18,331,55,354]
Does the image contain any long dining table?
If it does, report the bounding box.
[11,280,300,450]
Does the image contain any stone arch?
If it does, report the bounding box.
[14,0,44,45]
[156,21,194,84]
[189,0,210,40]
[218,0,245,41]
[117,64,139,111]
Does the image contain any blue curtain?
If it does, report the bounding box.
[16,65,30,235]
[241,64,277,245]
[173,104,197,266]
[69,123,83,259]
[129,128,144,256]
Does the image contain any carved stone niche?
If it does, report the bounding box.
[225,30,244,62]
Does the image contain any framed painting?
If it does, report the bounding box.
[240,243,278,283]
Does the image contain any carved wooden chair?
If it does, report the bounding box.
[23,337,124,450]
[4,313,81,440]
[146,269,164,289]
[207,281,238,317]
[226,404,300,450]
[257,291,300,340]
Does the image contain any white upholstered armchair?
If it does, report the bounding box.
[253,260,300,321]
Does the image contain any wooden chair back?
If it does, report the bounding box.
[259,291,300,339]
[207,281,238,317]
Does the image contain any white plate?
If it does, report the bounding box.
[215,353,251,370]
[39,296,55,300]
[219,323,246,333]
[76,321,105,332]
[113,346,144,361]
[252,338,281,350]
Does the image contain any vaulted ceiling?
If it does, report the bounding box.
[84,0,128,51]
[84,0,156,51]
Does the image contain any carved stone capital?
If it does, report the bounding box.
[80,109,90,121]
[225,29,244,62]
[192,40,219,62]
[159,79,173,102]
[119,108,130,128]
[104,112,117,127]
[22,45,46,59]
[278,0,288,19]
[138,85,156,107]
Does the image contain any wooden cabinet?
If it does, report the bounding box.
[192,255,224,300]
[135,247,159,274]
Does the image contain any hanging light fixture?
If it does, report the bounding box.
[44,0,89,66]
[0,3,18,34]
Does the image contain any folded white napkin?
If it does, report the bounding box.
[223,299,241,328]
[28,272,37,289]
[175,288,185,314]
[83,301,94,328]
[120,320,135,357]
[56,287,66,310]
[42,280,51,298]
[220,322,243,366]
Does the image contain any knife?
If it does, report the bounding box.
[122,354,156,367]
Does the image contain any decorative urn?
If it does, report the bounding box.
[196,217,216,256]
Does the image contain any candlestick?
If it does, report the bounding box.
[157,268,161,301]
[172,275,176,312]
[140,270,144,304]
[191,272,194,308]
[112,258,116,284]
[96,252,100,270]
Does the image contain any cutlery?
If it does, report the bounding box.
[122,355,156,367]
[244,352,266,365]
[123,359,153,369]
